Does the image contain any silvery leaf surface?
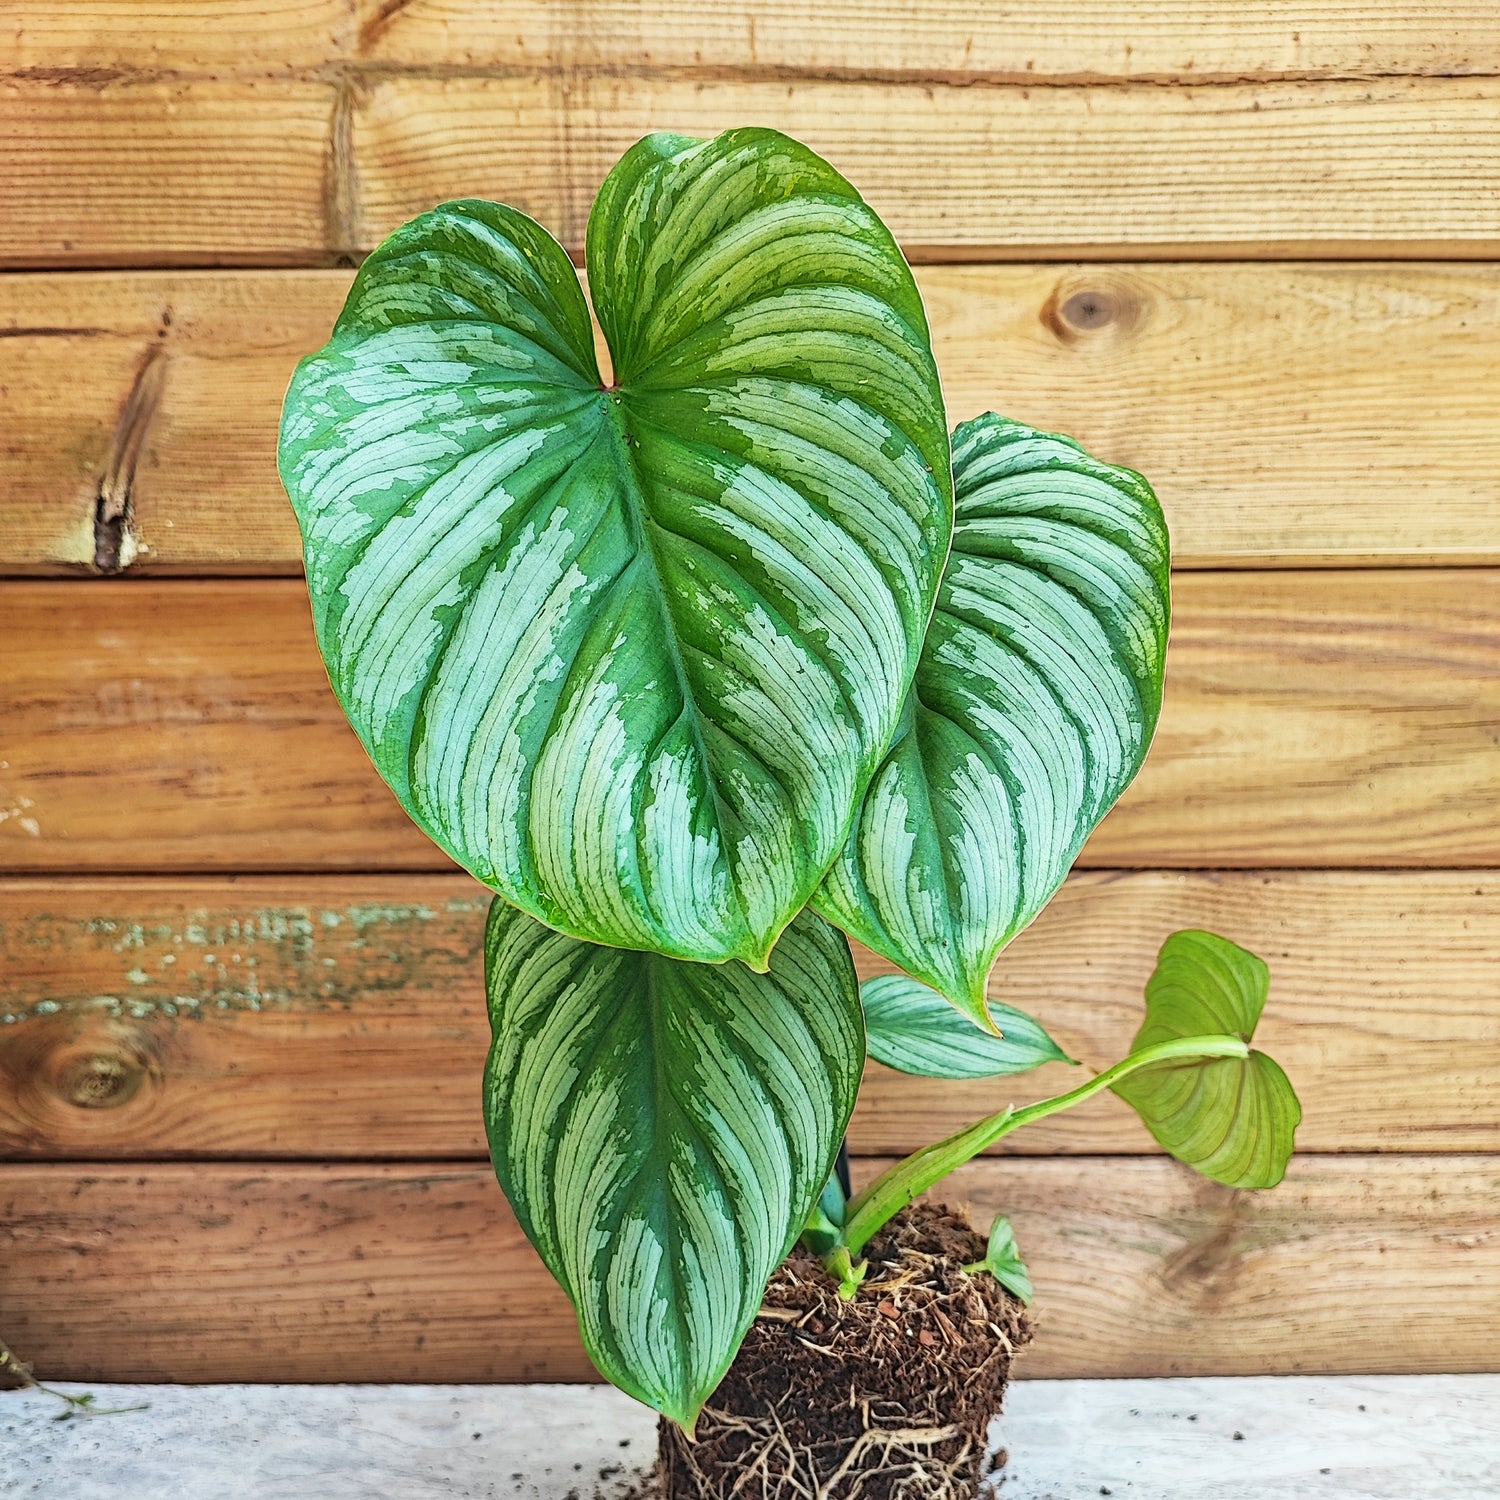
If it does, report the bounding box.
[816,413,1169,1025]
[483,900,863,1427]
[861,972,1070,1079]
[279,128,951,966]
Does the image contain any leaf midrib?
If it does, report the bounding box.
[596,398,761,965]
[637,954,699,1406]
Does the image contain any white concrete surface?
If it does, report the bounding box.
[1,1376,1496,1499]
[992,1375,1500,1499]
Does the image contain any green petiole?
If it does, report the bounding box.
[826,1033,1250,1268]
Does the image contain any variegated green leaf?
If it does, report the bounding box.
[1113,930,1301,1189]
[482,900,863,1429]
[815,413,1169,1025]
[279,129,951,968]
[861,973,1071,1078]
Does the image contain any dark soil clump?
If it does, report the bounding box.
[657,1203,1033,1500]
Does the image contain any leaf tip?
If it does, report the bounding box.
[665,1398,705,1441]
[959,985,1004,1039]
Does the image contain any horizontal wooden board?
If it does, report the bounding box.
[0,272,342,574]
[3,1155,1496,1381]
[7,264,1500,575]
[9,2,1499,82]
[1,1,351,71]
[3,573,1496,873]
[951,1155,1500,1380]
[0,78,336,267]
[356,2,1500,83]
[5,74,1500,264]
[355,76,1500,260]
[2,871,1497,1160]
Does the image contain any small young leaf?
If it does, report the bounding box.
[815,414,1170,1026]
[861,973,1072,1078]
[280,128,952,970]
[801,1165,850,1256]
[1112,930,1301,1189]
[801,1199,843,1257]
[483,900,864,1429]
[965,1216,1034,1305]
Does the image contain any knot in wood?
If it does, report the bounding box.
[1041,274,1144,345]
[55,1049,145,1110]
[1060,289,1117,330]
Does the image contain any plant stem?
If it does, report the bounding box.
[834,1033,1249,1261]
[33,1383,151,1420]
[1,1337,148,1420]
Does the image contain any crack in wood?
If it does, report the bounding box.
[94,337,168,575]
[5,59,1493,90]
[358,0,420,52]
[0,326,109,339]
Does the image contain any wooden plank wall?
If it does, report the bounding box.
[1,2,1498,1384]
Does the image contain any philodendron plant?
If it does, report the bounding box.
[279,128,1301,1431]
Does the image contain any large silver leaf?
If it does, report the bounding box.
[279,129,951,968]
[815,414,1170,1027]
[483,900,863,1428]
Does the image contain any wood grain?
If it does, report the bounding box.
[2,574,1495,873]
[921,262,1500,567]
[1,1,351,71]
[0,875,498,1160]
[4,1155,1496,1381]
[7,264,1500,575]
[5,73,1499,265]
[859,869,1500,1157]
[3,0,1497,1403]
[0,580,425,870]
[356,2,1500,81]
[9,2,1498,82]
[2,871,1497,1160]
[944,1155,1500,1380]
[356,76,1500,260]
[1086,569,1500,867]
[0,79,336,267]
[0,272,344,574]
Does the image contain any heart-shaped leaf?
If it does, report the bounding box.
[861,973,1071,1078]
[1112,929,1301,1188]
[815,413,1169,1026]
[483,900,864,1429]
[279,128,951,968]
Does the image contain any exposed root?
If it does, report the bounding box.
[658,1204,1033,1500]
